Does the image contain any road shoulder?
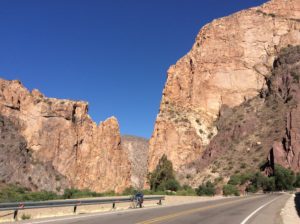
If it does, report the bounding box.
[281,193,300,224]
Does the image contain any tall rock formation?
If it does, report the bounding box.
[0,79,131,193]
[184,46,300,187]
[267,46,300,171]
[148,0,300,174]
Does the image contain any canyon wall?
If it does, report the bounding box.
[184,46,300,187]
[121,135,149,189]
[0,79,131,193]
[148,0,300,175]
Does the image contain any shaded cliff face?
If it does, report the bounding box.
[149,0,300,173]
[0,79,131,193]
[182,45,300,186]
[121,135,149,189]
[268,46,300,171]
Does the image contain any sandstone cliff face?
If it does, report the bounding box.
[149,0,300,173]
[121,135,149,189]
[0,79,131,193]
[182,45,300,187]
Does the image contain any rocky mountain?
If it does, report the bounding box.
[148,0,300,182]
[0,79,131,193]
[184,46,300,186]
[121,135,149,189]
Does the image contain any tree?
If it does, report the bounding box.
[148,155,180,191]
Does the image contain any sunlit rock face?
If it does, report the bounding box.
[0,79,131,193]
[148,0,300,174]
[121,135,149,189]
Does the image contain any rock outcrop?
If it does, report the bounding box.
[267,46,300,171]
[182,45,300,187]
[181,46,299,186]
[0,79,131,193]
[148,0,300,175]
[121,135,149,189]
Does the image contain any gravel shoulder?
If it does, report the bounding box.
[281,193,300,224]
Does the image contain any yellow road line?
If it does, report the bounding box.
[136,196,264,224]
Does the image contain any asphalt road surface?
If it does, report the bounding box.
[17,193,290,224]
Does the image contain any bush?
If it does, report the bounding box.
[0,185,60,203]
[63,188,104,199]
[228,175,241,185]
[223,184,239,196]
[21,214,31,220]
[228,173,253,186]
[165,179,180,191]
[294,173,300,187]
[263,177,276,192]
[148,155,181,192]
[122,186,137,196]
[0,185,121,203]
[176,185,196,196]
[246,185,257,193]
[196,181,216,196]
[274,165,295,191]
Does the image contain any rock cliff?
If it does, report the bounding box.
[121,135,149,189]
[0,79,131,193]
[267,46,300,171]
[182,45,300,187]
[148,0,300,175]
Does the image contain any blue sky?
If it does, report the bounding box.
[0,0,268,138]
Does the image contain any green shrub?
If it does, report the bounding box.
[274,165,295,191]
[228,173,253,186]
[228,175,241,185]
[223,184,239,196]
[63,188,104,199]
[165,179,180,191]
[246,185,257,193]
[294,173,300,187]
[176,185,196,196]
[21,214,31,220]
[196,181,216,196]
[122,186,137,196]
[0,185,60,203]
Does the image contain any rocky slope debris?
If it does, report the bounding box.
[0,79,131,193]
[148,0,300,179]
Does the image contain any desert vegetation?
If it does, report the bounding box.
[226,164,300,194]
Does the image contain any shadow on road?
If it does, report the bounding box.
[295,192,300,217]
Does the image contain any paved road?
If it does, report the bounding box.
[18,193,290,224]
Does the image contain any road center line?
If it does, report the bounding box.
[240,196,280,224]
[136,196,264,224]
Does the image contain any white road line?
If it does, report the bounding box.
[240,196,280,224]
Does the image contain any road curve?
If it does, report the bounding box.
[17,193,290,224]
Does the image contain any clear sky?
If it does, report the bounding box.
[0,0,268,138]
